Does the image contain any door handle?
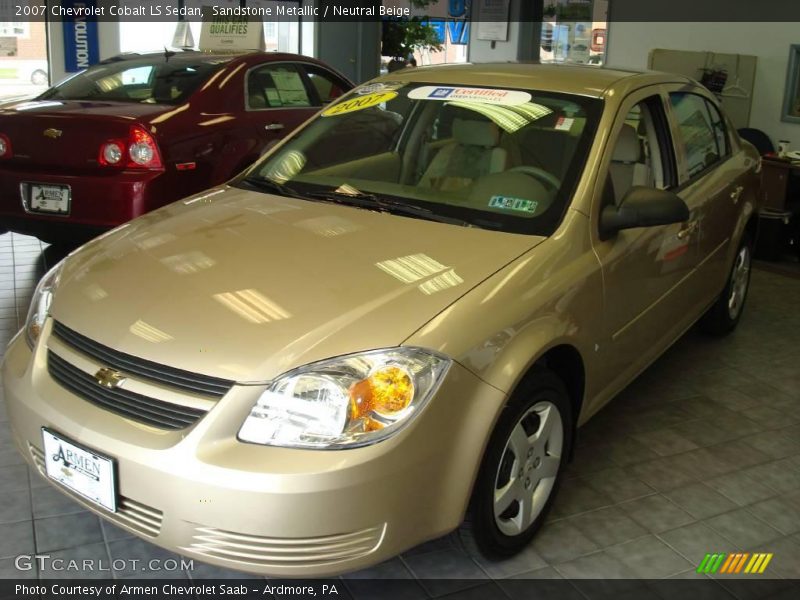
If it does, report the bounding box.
[730,185,744,204]
[265,123,285,132]
[677,221,698,240]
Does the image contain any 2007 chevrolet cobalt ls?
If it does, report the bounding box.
[3,64,759,576]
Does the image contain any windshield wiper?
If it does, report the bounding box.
[306,190,472,227]
[237,176,310,201]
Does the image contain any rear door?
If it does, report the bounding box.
[664,87,752,304]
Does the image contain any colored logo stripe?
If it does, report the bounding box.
[697,553,773,574]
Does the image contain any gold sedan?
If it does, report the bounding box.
[2,64,759,576]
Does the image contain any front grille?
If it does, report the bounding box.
[51,321,234,397]
[29,443,163,537]
[48,351,206,430]
[184,524,386,568]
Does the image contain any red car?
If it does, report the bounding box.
[0,51,352,243]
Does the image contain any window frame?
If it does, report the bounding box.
[297,63,351,107]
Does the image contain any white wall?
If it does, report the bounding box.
[606,22,800,150]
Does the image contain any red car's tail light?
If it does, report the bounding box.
[98,126,163,170]
[128,125,162,169]
[0,133,12,159]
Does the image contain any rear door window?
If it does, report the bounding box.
[669,92,728,178]
[246,64,312,110]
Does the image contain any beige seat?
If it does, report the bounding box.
[419,118,508,192]
[609,123,652,203]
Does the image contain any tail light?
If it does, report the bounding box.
[0,133,11,159]
[98,125,163,170]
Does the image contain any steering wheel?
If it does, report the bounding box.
[507,166,561,192]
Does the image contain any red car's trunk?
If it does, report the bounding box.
[0,100,170,171]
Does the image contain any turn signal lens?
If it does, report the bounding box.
[0,133,11,159]
[349,366,415,423]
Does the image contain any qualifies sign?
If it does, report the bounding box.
[198,9,265,52]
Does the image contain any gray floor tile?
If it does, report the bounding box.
[746,496,800,535]
[606,535,694,578]
[668,418,740,448]
[107,537,187,579]
[186,560,261,580]
[0,556,37,579]
[621,495,695,533]
[0,520,34,559]
[100,519,135,543]
[627,457,698,492]
[555,550,637,579]
[551,478,614,518]
[31,485,86,518]
[741,431,800,459]
[745,458,800,494]
[34,512,103,552]
[0,488,31,524]
[569,506,648,547]
[740,406,800,430]
[663,483,740,520]
[0,463,30,493]
[471,543,547,578]
[37,542,111,579]
[632,428,699,456]
[581,468,656,503]
[704,472,777,507]
[403,548,486,596]
[705,508,784,548]
[531,520,599,565]
[658,521,735,565]
[344,559,426,600]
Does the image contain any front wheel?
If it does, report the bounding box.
[699,233,752,335]
[459,368,572,557]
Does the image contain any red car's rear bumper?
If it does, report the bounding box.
[0,165,166,242]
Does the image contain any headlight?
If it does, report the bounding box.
[25,260,64,348]
[238,348,450,449]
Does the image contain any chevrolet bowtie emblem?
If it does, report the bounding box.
[43,128,62,139]
[94,367,126,389]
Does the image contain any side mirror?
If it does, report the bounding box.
[600,186,690,240]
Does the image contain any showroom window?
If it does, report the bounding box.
[540,0,608,65]
[246,63,311,110]
[0,15,48,99]
[670,92,730,178]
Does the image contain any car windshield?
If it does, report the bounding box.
[239,82,601,235]
[40,56,228,105]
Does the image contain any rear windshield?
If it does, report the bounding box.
[40,58,228,105]
[240,82,602,236]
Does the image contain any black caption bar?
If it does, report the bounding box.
[1,578,799,600]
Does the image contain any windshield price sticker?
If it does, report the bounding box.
[322,91,398,117]
[408,86,532,106]
[489,196,539,214]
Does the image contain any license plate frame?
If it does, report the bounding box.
[41,427,117,513]
[22,182,72,216]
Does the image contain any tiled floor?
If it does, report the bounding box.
[1,232,800,596]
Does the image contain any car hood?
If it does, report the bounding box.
[51,187,543,382]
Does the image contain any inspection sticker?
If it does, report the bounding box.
[408,86,532,105]
[555,116,574,131]
[321,91,398,117]
[489,196,539,213]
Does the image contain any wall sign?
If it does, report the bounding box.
[198,6,265,52]
[62,0,100,73]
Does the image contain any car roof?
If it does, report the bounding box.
[100,50,322,68]
[374,62,693,98]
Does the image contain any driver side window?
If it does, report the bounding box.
[605,97,675,207]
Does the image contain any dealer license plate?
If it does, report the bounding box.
[25,183,71,214]
[42,428,117,512]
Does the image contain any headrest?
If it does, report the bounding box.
[453,118,500,147]
[613,123,640,163]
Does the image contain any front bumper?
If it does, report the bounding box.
[2,328,505,576]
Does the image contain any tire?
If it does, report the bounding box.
[458,368,573,558]
[699,233,752,336]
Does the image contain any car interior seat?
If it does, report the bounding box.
[609,123,651,203]
[419,118,509,191]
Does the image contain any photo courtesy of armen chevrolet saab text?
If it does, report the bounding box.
[2,63,759,576]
